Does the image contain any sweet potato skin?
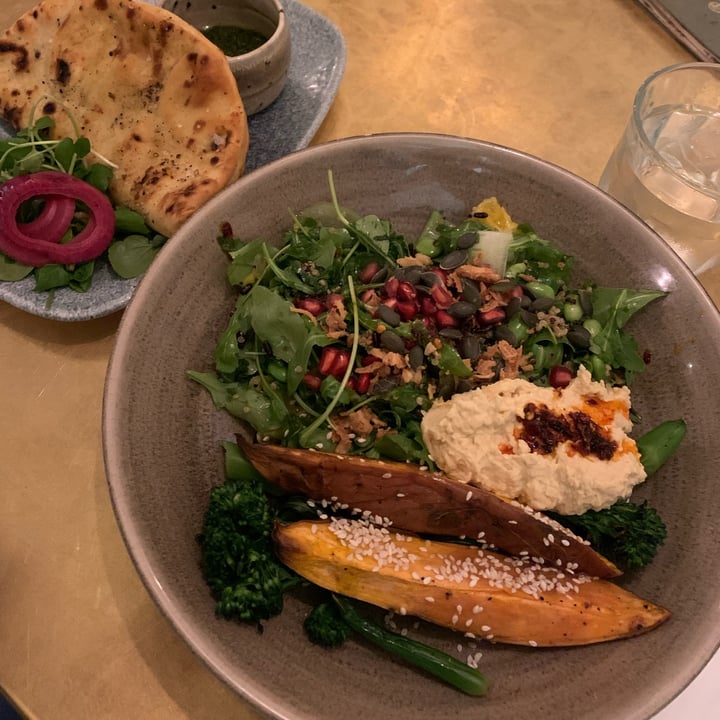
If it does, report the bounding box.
[274,520,669,647]
[237,437,620,578]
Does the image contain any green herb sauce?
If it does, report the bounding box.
[202,25,268,56]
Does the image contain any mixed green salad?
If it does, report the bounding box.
[189,180,670,465]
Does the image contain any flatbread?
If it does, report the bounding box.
[0,0,249,236]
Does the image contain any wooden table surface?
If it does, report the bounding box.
[1,1,718,718]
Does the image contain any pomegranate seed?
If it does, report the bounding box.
[396,281,417,301]
[326,292,344,309]
[353,373,371,394]
[329,350,351,378]
[395,301,418,321]
[420,296,438,316]
[477,308,506,325]
[381,297,398,310]
[220,221,234,238]
[430,284,454,309]
[384,276,400,299]
[508,284,524,299]
[549,365,574,388]
[302,373,322,391]
[435,310,459,329]
[295,297,326,316]
[359,261,381,283]
[318,347,340,375]
[361,355,381,367]
[428,267,448,284]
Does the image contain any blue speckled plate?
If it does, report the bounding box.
[0,0,345,322]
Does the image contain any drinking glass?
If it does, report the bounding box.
[599,62,720,275]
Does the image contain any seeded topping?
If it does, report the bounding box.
[327,516,593,599]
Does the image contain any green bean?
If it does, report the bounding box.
[562,298,584,323]
[583,318,603,337]
[637,419,687,477]
[525,281,555,299]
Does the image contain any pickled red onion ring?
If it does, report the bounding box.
[0,171,115,267]
[18,195,77,243]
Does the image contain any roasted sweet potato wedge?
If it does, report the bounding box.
[237,437,620,578]
[274,519,669,647]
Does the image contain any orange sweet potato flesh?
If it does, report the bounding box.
[237,437,620,578]
[274,520,669,647]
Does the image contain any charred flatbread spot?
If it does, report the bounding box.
[132,133,142,142]
[210,156,219,165]
[16,20,26,32]
[94,0,109,9]
[42,101,56,114]
[56,58,71,84]
[187,52,198,62]
[0,42,29,72]
[159,20,175,45]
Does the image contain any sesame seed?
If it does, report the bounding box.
[465,490,473,501]
[528,640,538,647]
[382,472,393,479]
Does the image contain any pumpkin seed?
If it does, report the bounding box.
[456,232,477,249]
[379,329,406,353]
[439,249,468,270]
[377,305,401,327]
[447,301,477,319]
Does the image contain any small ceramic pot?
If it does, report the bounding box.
[163,0,291,115]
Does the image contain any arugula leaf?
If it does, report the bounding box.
[591,288,666,329]
[227,238,269,287]
[187,371,288,438]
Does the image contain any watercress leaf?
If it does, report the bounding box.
[80,162,113,191]
[12,149,44,176]
[0,253,33,281]
[69,260,95,292]
[73,136,91,160]
[34,263,72,291]
[53,137,79,171]
[227,238,268,286]
[34,116,55,133]
[354,214,392,240]
[108,234,161,279]
[114,206,150,235]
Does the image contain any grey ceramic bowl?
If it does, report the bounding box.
[163,0,291,115]
[103,133,720,720]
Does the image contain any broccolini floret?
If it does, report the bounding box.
[199,476,300,624]
[303,600,350,647]
[557,500,667,571]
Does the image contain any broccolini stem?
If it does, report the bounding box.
[332,595,489,697]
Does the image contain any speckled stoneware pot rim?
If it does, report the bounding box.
[103,132,720,720]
